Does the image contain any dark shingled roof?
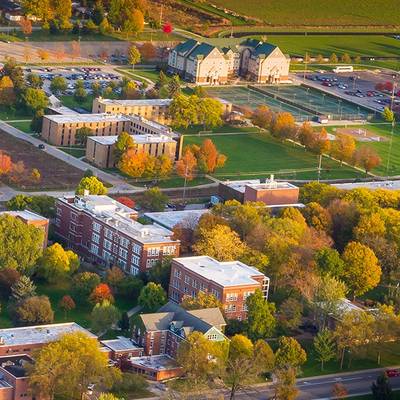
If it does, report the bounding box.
[188,42,217,59]
[174,39,199,56]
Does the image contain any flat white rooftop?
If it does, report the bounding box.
[44,113,130,124]
[334,180,400,191]
[173,256,267,287]
[0,210,48,221]
[88,133,176,146]
[97,98,172,106]
[0,323,96,347]
[47,106,80,115]
[130,355,179,371]
[101,336,142,352]
[144,209,208,230]
[223,178,298,193]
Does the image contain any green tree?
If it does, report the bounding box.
[147,257,172,291]
[382,107,395,123]
[274,368,298,400]
[111,373,148,398]
[329,53,338,63]
[72,272,101,303]
[138,282,167,312]
[74,82,87,104]
[14,295,54,326]
[167,75,181,98]
[278,298,303,334]
[371,373,393,400]
[91,300,121,334]
[27,73,43,89]
[117,276,143,300]
[76,176,107,195]
[315,248,344,278]
[246,289,276,340]
[275,336,307,370]
[313,328,336,370]
[140,187,168,211]
[99,394,121,400]
[114,131,134,162]
[169,94,198,128]
[197,97,224,129]
[28,331,121,400]
[6,194,32,210]
[10,276,36,302]
[127,44,141,69]
[37,243,79,283]
[342,241,382,298]
[91,81,102,97]
[75,127,93,146]
[53,0,72,30]
[0,214,44,274]
[22,88,49,114]
[341,53,352,64]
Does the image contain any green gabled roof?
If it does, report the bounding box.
[253,42,277,57]
[188,42,217,59]
[174,39,199,56]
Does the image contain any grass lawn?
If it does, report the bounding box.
[183,133,364,181]
[179,124,260,135]
[60,94,94,112]
[253,35,400,58]
[327,123,400,177]
[300,338,400,378]
[0,106,32,121]
[8,120,33,134]
[206,0,400,25]
[117,68,163,84]
[124,175,212,188]
[60,147,86,158]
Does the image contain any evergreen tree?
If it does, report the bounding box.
[11,276,37,302]
[371,373,392,400]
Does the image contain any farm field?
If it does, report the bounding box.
[206,0,400,26]
[0,129,84,190]
[183,133,364,181]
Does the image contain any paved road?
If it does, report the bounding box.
[222,368,400,400]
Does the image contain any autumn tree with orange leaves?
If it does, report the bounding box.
[0,152,12,175]
[191,139,227,174]
[176,148,197,181]
[331,133,356,165]
[354,146,381,176]
[89,283,114,304]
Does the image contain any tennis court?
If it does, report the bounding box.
[260,85,371,120]
[206,86,314,121]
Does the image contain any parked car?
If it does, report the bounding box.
[38,144,45,150]
[386,369,400,378]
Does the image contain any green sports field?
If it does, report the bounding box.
[183,133,364,180]
[206,0,400,26]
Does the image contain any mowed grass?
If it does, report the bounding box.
[8,121,33,134]
[60,94,94,112]
[206,0,400,25]
[183,133,363,180]
[263,35,400,58]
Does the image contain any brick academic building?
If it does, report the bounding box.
[55,194,180,275]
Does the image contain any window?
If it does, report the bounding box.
[118,259,127,269]
[55,217,60,227]
[133,244,141,255]
[130,266,139,276]
[200,282,207,291]
[243,291,254,300]
[226,293,238,301]
[225,304,236,312]
[211,289,220,299]
[146,259,158,268]
[103,250,111,260]
[104,228,113,240]
[104,239,112,251]
[56,208,62,216]
[93,222,101,233]
[147,247,160,256]
[184,286,189,294]
[207,334,218,340]
[70,212,77,221]
[242,304,248,312]
[192,279,198,289]
[172,279,180,289]
[174,269,182,279]
[132,255,140,266]
[120,237,129,248]
[184,275,190,284]
[119,248,128,259]
[90,243,99,255]
[92,232,100,244]
[163,246,176,255]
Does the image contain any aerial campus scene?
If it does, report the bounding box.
[1,1,400,400]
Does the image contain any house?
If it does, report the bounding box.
[169,256,269,320]
[168,39,290,85]
[218,176,300,207]
[55,194,180,275]
[0,210,49,248]
[130,301,227,380]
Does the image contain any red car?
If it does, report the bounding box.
[386,369,400,377]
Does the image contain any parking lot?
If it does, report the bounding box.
[295,70,400,114]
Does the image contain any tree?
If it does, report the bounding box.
[302,202,332,233]
[331,133,356,165]
[0,76,16,106]
[10,276,36,302]
[313,328,336,370]
[50,76,67,95]
[37,48,50,62]
[99,394,121,400]
[19,16,33,36]
[271,112,296,140]
[298,121,314,148]
[251,105,273,129]
[123,9,144,37]
[74,82,87,104]
[106,266,125,290]
[315,247,344,277]
[275,336,307,370]
[181,291,222,310]
[27,73,43,89]
[167,75,181,98]
[382,107,395,122]
[371,373,393,400]
[90,283,114,304]
[140,42,156,61]
[118,149,147,178]
[274,368,298,400]
[28,331,121,400]
[278,298,303,333]
[127,44,141,69]
[37,243,79,283]
[193,224,247,261]
[22,88,49,114]
[91,300,121,334]
[341,53,352,64]
[21,0,53,23]
[0,151,12,174]
[342,241,381,298]
[117,276,143,300]
[14,295,54,326]
[59,295,75,319]
[76,176,107,195]
[0,214,44,274]
[176,148,198,181]
[329,53,338,63]
[111,373,148,398]
[75,127,93,146]
[72,272,101,303]
[246,289,276,340]
[31,168,41,183]
[147,257,172,291]
[138,282,167,312]
[195,138,227,173]
[354,146,381,176]
[53,0,72,30]
[114,131,134,162]
[169,94,198,128]
[176,331,219,385]
[141,187,168,211]
[0,268,20,299]
[225,335,273,400]
[119,311,130,331]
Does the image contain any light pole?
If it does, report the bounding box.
[386,119,395,175]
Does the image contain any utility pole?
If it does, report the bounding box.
[317,154,322,182]
[182,163,189,204]
[386,119,395,175]
[159,3,164,26]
